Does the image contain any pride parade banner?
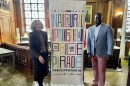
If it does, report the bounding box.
[49,0,86,85]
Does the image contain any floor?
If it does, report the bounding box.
[0,60,128,86]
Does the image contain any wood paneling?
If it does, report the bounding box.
[86,2,96,28]
[106,1,113,25]
[45,0,50,31]
[0,0,16,44]
[14,0,24,36]
[0,18,2,44]
[95,1,108,23]
[86,0,125,40]
[1,17,10,42]
[86,0,111,28]
[112,0,125,39]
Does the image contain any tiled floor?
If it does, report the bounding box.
[0,60,128,86]
[84,68,128,86]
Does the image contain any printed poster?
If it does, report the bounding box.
[49,0,86,85]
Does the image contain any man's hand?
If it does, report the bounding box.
[88,53,95,63]
[38,56,45,64]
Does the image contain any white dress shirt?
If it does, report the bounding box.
[94,24,101,41]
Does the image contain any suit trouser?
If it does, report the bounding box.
[92,53,107,86]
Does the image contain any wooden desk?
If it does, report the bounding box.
[0,48,15,70]
[114,39,130,56]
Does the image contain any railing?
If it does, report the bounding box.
[0,43,31,75]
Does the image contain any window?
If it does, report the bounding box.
[126,1,130,40]
[23,0,45,32]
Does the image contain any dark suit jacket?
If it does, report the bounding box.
[29,31,48,76]
[29,31,48,60]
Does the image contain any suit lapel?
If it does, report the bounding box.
[96,24,104,41]
[41,31,46,41]
[91,26,95,42]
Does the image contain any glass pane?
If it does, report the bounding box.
[128,3,130,10]
[25,11,31,18]
[26,28,32,32]
[32,11,38,18]
[32,18,39,22]
[31,4,37,10]
[24,0,30,3]
[31,0,37,3]
[126,20,130,33]
[126,29,130,32]
[126,18,130,26]
[38,0,44,3]
[39,19,45,29]
[39,12,45,18]
[39,19,45,25]
[25,19,32,25]
[26,25,31,29]
[24,4,31,10]
[127,11,130,17]
[38,4,44,10]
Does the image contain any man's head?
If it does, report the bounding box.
[94,13,102,27]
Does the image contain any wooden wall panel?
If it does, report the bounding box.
[112,0,125,39]
[86,2,96,28]
[95,1,108,23]
[14,0,24,36]
[86,0,125,40]
[10,0,125,41]
[86,0,108,28]
[106,1,113,25]
[0,18,2,44]
[0,0,16,44]
[45,0,50,31]
[1,17,10,42]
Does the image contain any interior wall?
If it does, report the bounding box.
[86,0,125,40]
[0,18,2,44]
[95,1,108,23]
[14,0,24,36]
[13,0,125,41]
[0,0,16,44]
[106,1,113,25]
[45,0,50,32]
[86,2,96,29]
[112,0,125,39]
[86,0,108,28]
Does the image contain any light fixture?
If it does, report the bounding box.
[118,12,123,15]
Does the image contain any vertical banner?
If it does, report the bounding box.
[49,0,86,85]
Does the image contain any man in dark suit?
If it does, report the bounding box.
[87,13,113,86]
[29,20,48,86]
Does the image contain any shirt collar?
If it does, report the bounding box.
[94,24,101,28]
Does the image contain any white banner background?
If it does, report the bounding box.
[49,0,86,85]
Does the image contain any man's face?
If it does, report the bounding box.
[95,14,102,26]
